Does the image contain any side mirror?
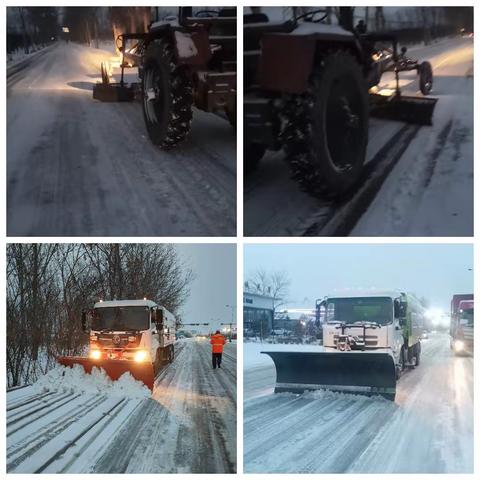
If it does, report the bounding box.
[155,309,164,327]
[81,310,88,332]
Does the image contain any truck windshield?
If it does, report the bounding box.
[92,307,150,332]
[326,297,393,325]
[460,308,474,326]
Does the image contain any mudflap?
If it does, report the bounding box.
[92,83,135,102]
[57,356,155,391]
[370,93,437,126]
[263,351,397,400]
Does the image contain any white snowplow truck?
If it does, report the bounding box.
[58,299,176,391]
[263,292,424,400]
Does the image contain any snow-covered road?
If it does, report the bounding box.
[94,338,237,473]
[244,37,473,236]
[244,333,473,473]
[7,42,236,236]
[7,339,236,473]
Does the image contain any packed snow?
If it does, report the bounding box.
[244,332,473,473]
[93,338,237,473]
[7,41,236,236]
[7,338,236,473]
[33,363,151,399]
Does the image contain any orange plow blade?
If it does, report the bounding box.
[57,356,155,391]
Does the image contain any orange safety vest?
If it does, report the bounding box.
[210,333,226,353]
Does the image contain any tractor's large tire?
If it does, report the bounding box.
[281,51,368,198]
[244,142,266,175]
[142,40,193,148]
[419,61,433,95]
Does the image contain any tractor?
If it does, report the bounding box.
[244,7,436,198]
[94,7,236,148]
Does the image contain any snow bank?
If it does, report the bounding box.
[244,341,324,370]
[32,363,150,399]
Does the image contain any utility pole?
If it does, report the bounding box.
[224,304,236,342]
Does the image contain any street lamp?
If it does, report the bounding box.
[223,304,236,342]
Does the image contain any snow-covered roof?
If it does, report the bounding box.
[94,299,157,308]
[325,290,405,300]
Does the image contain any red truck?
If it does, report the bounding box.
[450,294,474,355]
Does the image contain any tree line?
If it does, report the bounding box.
[7,243,193,387]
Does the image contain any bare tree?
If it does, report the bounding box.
[246,268,290,312]
[7,243,194,387]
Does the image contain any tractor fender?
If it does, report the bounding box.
[257,24,362,94]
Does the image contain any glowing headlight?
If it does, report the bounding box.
[134,350,148,362]
[454,340,465,352]
[90,349,102,360]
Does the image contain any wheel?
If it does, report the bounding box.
[415,342,421,366]
[281,51,368,198]
[244,142,266,175]
[419,61,433,95]
[142,40,193,148]
[100,61,110,85]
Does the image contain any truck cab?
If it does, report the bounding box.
[84,299,175,370]
[318,291,424,374]
[451,296,474,355]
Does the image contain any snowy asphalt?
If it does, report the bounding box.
[244,37,473,236]
[7,42,236,236]
[94,338,237,473]
[243,332,473,473]
[6,339,237,473]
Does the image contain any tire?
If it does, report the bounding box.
[419,61,433,95]
[281,51,369,198]
[415,342,421,366]
[142,40,193,148]
[244,142,266,175]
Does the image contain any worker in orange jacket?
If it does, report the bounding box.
[210,330,226,369]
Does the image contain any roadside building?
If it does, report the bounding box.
[243,292,275,338]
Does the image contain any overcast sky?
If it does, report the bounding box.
[176,244,236,334]
[244,244,473,312]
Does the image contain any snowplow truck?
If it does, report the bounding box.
[450,294,474,355]
[244,7,436,197]
[263,292,425,400]
[58,299,176,391]
[93,7,236,148]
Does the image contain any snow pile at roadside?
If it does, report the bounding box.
[32,363,150,398]
[244,341,324,370]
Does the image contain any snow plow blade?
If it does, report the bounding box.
[57,356,155,391]
[92,83,135,102]
[370,93,437,126]
[263,351,397,400]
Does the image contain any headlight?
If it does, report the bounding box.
[454,340,465,352]
[134,350,148,362]
[90,349,102,360]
